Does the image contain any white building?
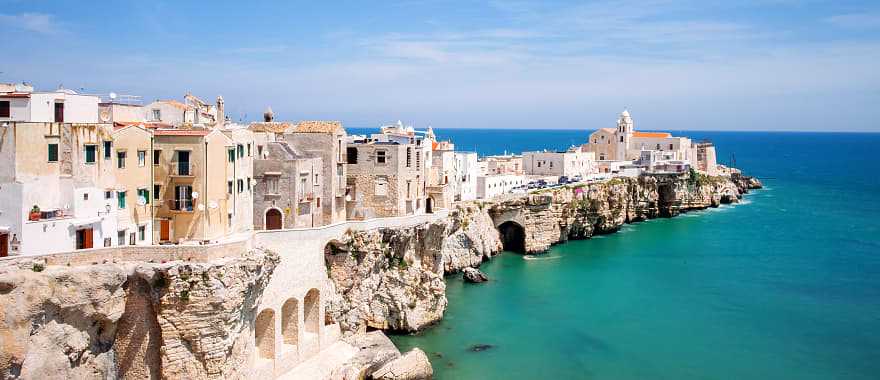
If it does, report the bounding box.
[523,146,596,178]
[1,85,100,124]
[454,152,478,201]
[477,174,526,199]
[583,110,697,166]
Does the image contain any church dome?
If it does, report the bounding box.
[621,109,631,118]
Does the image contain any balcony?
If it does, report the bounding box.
[168,199,194,211]
[170,162,194,177]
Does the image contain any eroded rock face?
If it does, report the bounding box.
[441,204,502,273]
[325,222,448,334]
[0,250,279,380]
[462,267,488,283]
[373,348,433,380]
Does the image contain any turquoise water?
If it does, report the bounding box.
[385,130,880,379]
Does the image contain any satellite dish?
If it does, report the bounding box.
[109,92,117,100]
[208,201,218,209]
[197,204,205,211]
[191,191,199,199]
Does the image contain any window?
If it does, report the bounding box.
[228,148,235,162]
[669,144,674,150]
[117,230,126,246]
[227,180,233,194]
[117,191,126,209]
[84,145,97,164]
[257,145,264,157]
[152,109,161,121]
[247,143,252,156]
[267,178,278,194]
[238,179,244,193]
[138,150,146,167]
[103,238,112,247]
[47,143,58,162]
[138,225,146,241]
[620,136,624,142]
[105,190,112,199]
[0,101,10,118]
[375,176,388,196]
[54,102,64,122]
[103,141,112,159]
[117,151,126,169]
[137,188,150,204]
[656,144,661,150]
[174,185,193,211]
[153,185,161,200]
[346,147,358,164]
[247,177,252,191]
[237,144,244,158]
[406,147,412,167]
[376,150,386,164]
[153,150,161,165]
[316,197,321,208]
[83,193,89,201]
[129,232,136,246]
[299,176,307,199]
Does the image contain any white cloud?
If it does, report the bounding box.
[0,12,57,34]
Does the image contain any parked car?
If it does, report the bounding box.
[559,176,569,184]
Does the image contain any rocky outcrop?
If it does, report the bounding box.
[324,222,448,334]
[0,249,279,380]
[331,331,431,380]
[373,348,433,380]
[462,267,488,283]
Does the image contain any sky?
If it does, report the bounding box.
[1,0,879,131]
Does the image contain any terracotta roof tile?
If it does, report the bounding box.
[153,128,210,136]
[633,131,672,138]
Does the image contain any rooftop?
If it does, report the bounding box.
[633,131,672,138]
[293,120,343,134]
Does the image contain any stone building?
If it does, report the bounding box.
[481,154,523,176]
[252,140,324,229]
[284,121,347,224]
[110,124,155,246]
[1,85,100,123]
[454,152,479,201]
[345,137,428,219]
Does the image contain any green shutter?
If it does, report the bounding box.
[118,191,126,209]
[48,144,58,162]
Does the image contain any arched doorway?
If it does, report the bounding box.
[255,309,275,360]
[303,288,320,334]
[265,208,282,230]
[498,221,526,253]
[425,197,433,214]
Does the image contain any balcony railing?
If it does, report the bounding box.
[170,162,194,176]
[168,199,194,211]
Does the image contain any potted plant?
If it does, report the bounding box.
[29,205,41,221]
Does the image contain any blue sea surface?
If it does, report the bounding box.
[377,129,880,380]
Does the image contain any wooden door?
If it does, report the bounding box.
[160,220,170,241]
[76,228,94,249]
[266,209,282,230]
[0,234,8,257]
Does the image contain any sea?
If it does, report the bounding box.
[351,128,880,380]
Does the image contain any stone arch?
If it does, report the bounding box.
[281,298,299,346]
[303,288,320,334]
[497,220,526,253]
[265,207,283,230]
[255,309,276,360]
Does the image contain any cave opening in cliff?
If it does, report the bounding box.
[498,221,526,253]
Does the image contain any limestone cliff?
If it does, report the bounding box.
[0,250,279,380]
[441,203,502,273]
[324,222,448,334]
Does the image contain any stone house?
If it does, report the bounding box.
[481,154,523,176]
[523,146,597,178]
[345,138,428,219]
[253,141,324,229]
[583,110,699,166]
[454,152,479,201]
[1,86,100,123]
[283,121,347,224]
[221,124,256,236]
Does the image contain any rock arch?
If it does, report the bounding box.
[497,221,526,253]
[303,288,320,334]
[255,308,276,360]
[281,298,299,346]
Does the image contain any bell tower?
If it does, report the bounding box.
[616,109,634,160]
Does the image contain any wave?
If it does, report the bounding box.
[523,255,562,261]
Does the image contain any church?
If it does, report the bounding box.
[583,110,698,164]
